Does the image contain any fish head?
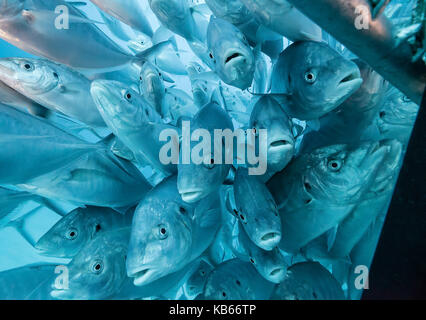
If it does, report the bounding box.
[207,16,255,89]
[91,80,160,130]
[250,96,295,172]
[248,247,287,284]
[303,142,390,204]
[273,42,363,120]
[183,260,214,299]
[377,88,419,139]
[35,208,101,258]
[177,103,234,203]
[0,0,24,18]
[126,177,195,286]
[50,231,129,300]
[0,58,59,96]
[203,260,256,300]
[234,169,282,250]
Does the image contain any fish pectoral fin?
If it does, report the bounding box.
[326,225,339,252]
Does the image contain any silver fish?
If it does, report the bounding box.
[240,0,322,42]
[90,79,177,175]
[126,176,221,287]
[139,61,166,117]
[271,41,363,120]
[207,16,255,90]
[271,262,345,300]
[232,221,287,283]
[177,102,234,203]
[0,265,56,300]
[375,87,420,145]
[17,144,152,208]
[233,168,282,251]
[89,0,153,37]
[201,258,275,300]
[183,259,214,299]
[250,96,295,180]
[0,104,96,185]
[267,142,390,253]
[35,206,134,258]
[50,228,189,300]
[0,80,50,117]
[0,58,105,127]
[0,0,147,68]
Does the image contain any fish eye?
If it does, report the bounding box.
[233,209,239,218]
[65,228,78,240]
[379,111,386,119]
[90,260,104,274]
[304,71,316,84]
[95,224,101,232]
[402,96,411,103]
[209,52,214,59]
[328,159,342,172]
[124,90,133,101]
[249,257,256,265]
[178,206,187,215]
[157,224,168,240]
[204,158,215,169]
[53,72,59,78]
[200,270,206,276]
[236,280,241,286]
[239,213,247,224]
[222,291,227,298]
[21,62,34,71]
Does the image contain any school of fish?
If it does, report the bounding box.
[0,0,422,300]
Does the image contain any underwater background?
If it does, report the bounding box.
[0,0,423,300]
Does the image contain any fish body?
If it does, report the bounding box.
[202,258,275,300]
[240,0,322,42]
[177,102,234,203]
[0,80,49,117]
[207,16,255,90]
[271,262,345,300]
[267,142,390,253]
[0,0,139,68]
[233,168,282,251]
[0,58,105,127]
[0,104,96,185]
[0,265,56,300]
[90,80,176,175]
[89,0,153,36]
[127,176,221,287]
[35,206,134,258]
[271,41,363,120]
[148,0,201,42]
[17,146,151,208]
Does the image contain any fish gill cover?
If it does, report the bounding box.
[0,0,423,300]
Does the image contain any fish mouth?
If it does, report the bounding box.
[268,267,286,283]
[257,232,282,251]
[225,52,244,64]
[179,190,205,203]
[337,69,363,90]
[131,268,159,287]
